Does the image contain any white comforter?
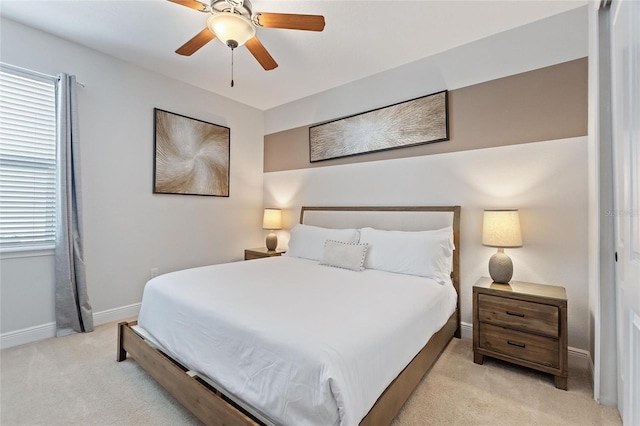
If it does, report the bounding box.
[138,256,456,426]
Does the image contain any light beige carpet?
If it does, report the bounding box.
[0,321,621,426]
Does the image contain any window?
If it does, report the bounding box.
[0,65,57,251]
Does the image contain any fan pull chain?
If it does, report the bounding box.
[230,48,235,88]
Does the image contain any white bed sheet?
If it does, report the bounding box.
[137,256,457,426]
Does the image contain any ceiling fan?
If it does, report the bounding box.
[169,0,325,73]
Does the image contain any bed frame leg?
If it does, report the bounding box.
[117,321,128,362]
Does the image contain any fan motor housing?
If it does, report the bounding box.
[211,0,253,17]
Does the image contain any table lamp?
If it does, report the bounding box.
[262,208,282,251]
[482,209,523,284]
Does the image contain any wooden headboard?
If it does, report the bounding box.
[299,206,461,336]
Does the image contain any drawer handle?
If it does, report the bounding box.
[506,311,525,317]
[507,340,526,348]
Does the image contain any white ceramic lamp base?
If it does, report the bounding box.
[266,232,278,251]
[489,248,513,284]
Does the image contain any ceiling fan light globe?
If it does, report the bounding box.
[207,13,255,48]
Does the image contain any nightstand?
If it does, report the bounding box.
[244,247,286,260]
[473,276,568,390]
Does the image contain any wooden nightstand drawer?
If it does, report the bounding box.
[478,293,559,337]
[479,323,559,369]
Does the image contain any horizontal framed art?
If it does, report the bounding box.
[153,108,230,197]
[309,90,449,162]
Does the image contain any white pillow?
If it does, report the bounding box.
[359,226,454,283]
[320,240,369,272]
[284,224,360,261]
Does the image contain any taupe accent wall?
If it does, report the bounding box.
[264,58,587,172]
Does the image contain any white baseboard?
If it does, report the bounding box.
[567,346,593,374]
[93,302,141,326]
[0,303,141,350]
[461,321,473,339]
[0,322,56,350]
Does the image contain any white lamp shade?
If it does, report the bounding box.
[482,209,523,248]
[207,13,256,47]
[262,208,282,230]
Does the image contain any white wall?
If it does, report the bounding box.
[265,6,587,135]
[0,19,266,340]
[264,137,590,350]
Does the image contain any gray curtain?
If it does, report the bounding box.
[55,73,93,337]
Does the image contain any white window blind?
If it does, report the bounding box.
[0,66,57,250]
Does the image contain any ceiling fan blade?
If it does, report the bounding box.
[254,13,325,32]
[245,37,278,71]
[176,28,216,56]
[167,0,209,12]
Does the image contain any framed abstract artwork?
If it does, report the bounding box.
[309,90,448,162]
[153,108,230,197]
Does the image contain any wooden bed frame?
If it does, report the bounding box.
[117,205,461,426]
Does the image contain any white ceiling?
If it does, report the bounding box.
[0,0,587,110]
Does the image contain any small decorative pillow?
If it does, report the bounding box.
[320,240,369,272]
[284,224,360,261]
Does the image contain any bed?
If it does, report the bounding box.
[117,206,461,426]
